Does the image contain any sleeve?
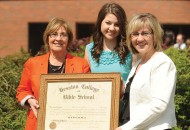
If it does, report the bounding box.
[121,60,177,130]
[16,58,35,107]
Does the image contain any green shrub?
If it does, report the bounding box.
[0,45,189,130]
[68,36,91,57]
[0,49,30,130]
[0,37,91,130]
[164,47,190,130]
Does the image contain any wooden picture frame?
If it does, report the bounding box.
[37,73,121,130]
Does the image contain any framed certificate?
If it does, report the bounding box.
[37,73,121,130]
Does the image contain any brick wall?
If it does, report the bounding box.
[0,0,190,57]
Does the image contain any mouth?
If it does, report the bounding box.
[53,43,64,46]
[107,33,117,38]
[137,42,146,47]
[107,31,115,35]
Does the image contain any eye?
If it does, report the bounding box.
[114,23,119,27]
[49,33,57,38]
[60,33,67,37]
[142,32,149,36]
[51,33,57,36]
[132,32,139,36]
[105,21,111,25]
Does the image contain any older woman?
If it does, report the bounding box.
[117,13,177,130]
[16,17,90,130]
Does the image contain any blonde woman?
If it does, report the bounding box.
[117,13,177,130]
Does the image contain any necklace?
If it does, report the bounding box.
[49,53,66,73]
[49,63,63,71]
[48,61,65,73]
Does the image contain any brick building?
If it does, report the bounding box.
[0,0,190,57]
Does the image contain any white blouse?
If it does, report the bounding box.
[121,52,177,130]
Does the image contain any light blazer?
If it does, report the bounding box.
[16,52,90,130]
[121,52,177,130]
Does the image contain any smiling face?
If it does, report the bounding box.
[101,13,120,42]
[127,13,163,55]
[131,26,155,56]
[48,26,68,53]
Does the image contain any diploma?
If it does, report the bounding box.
[37,73,120,130]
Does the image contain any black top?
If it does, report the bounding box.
[119,64,139,125]
[119,73,135,125]
[48,61,65,73]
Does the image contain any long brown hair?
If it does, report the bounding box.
[92,3,129,64]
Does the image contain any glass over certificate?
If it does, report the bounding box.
[37,73,121,130]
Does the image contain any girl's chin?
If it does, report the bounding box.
[105,36,117,40]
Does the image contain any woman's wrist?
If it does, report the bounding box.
[28,97,35,104]
[25,97,35,106]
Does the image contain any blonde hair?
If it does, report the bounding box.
[127,13,163,54]
[43,17,73,49]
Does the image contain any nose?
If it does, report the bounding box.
[136,34,144,41]
[109,24,115,31]
[55,35,62,40]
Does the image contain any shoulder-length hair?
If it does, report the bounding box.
[92,2,129,64]
[43,17,73,50]
[127,13,163,54]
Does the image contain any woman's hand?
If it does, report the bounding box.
[28,98,39,118]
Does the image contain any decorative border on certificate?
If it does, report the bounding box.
[37,73,121,130]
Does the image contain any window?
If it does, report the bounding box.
[28,23,48,56]
[162,24,190,40]
[76,23,95,39]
